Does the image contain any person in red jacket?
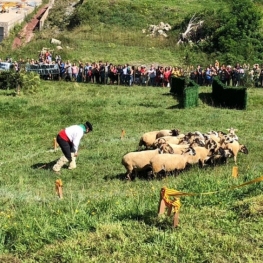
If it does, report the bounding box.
[53,121,93,172]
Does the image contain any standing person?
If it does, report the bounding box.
[196,65,203,86]
[148,65,156,86]
[53,121,93,172]
[72,62,78,81]
[59,60,65,81]
[205,67,212,87]
[65,60,72,81]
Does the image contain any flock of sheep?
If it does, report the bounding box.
[121,128,248,180]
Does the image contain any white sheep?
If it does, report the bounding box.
[150,147,196,177]
[122,144,174,180]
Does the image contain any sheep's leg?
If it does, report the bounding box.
[198,159,204,168]
[234,155,237,165]
[126,172,132,180]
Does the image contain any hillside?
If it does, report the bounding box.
[1,0,263,66]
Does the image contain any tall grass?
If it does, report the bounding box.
[0,81,263,262]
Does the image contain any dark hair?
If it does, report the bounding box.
[85,121,93,131]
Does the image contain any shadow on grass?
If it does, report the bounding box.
[31,160,57,170]
[117,210,177,230]
[162,92,181,109]
[103,171,154,181]
[199,92,214,106]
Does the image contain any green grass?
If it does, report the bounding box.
[0,81,263,262]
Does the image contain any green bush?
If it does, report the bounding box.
[0,71,40,94]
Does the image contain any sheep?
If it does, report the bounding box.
[226,127,239,141]
[150,147,196,177]
[159,139,204,155]
[206,147,233,165]
[223,137,248,164]
[122,144,174,180]
[227,127,238,135]
[138,130,159,150]
[154,135,184,147]
[156,129,180,138]
[183,132,206,145]
[186,139,217,167]
[138,129,182,150]
[159,143,190,154]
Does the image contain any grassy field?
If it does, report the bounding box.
[0,0,263,262]
[0,81,263,262]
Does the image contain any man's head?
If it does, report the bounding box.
[84,121,93,133]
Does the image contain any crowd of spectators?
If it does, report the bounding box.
[3,50,263,87]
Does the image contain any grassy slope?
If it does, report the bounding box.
[1,0,230,66]
[0,82,263,262]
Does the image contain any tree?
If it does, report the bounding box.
[206,0,263,60]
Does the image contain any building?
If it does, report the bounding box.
[0,0,42,41]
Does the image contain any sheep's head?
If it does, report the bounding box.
[154,137,166,148]
[171,129,180,136]
[239,145,248,154]
[208,130,218,137]
[194,131,204,139]
[224,136,235,144]
[227,127,238,135]
[205,138,217,150]
[191,138,205,147]
[184,147,196,156]
[159,143,174,154]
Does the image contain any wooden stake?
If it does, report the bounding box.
[158,188,180,227]
[121,129,126,139]
[173,212,179,227]
[53,137,58,151]
[55,179,63,199]
[232,166,238,178]
[158,198,166,215]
